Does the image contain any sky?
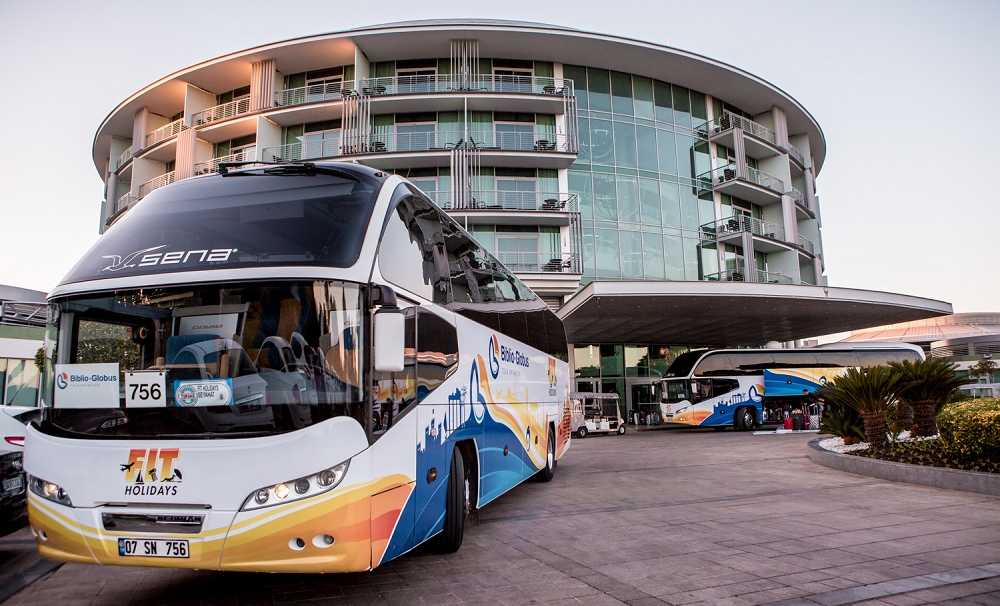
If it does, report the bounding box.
[1,0,998,313]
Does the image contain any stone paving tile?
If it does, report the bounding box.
[3,431,999,605]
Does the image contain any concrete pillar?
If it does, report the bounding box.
[174,129,197,180]
[354,47,370,92]
[256,116,282,161]
[740,231,755,281]
[771,106,790,148]
[183,83,216,126]
[250,58,278,112]
[732,129,747,179]
[780,194,798,245]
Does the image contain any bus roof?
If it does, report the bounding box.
[663,344,925,379]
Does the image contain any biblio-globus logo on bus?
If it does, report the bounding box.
[489,333,530,379]
[119,448,183,497]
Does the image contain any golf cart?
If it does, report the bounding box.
[570,392,626,438]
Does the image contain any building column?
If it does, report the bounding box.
[174,129,197,180]
[183,83,216,127]
[740,231,755,282]
[780,194,798,246]
[353,47,370,92]
[731,129,747,178]
[250,58,278,112]
[771,106,790,149]
[256,116,282,162]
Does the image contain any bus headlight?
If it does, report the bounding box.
[241,460,350,511]
[28,475,72,507]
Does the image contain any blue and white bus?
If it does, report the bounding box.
[25,162,572,572]
[659,344,924,430]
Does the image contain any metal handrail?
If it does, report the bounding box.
[707,110,776,145]
[191,96,252,126]
[786,144,804,165]
[114,145,134,171]
[358,74,574,97]
[138,171,175,198]
[700,215,785,242]
[0,301,47,327]
[115,191,136,213]
[700,164,784,193]
[261,138,342,163]
[787,185,805,205]
[496,252,581,274]
[798,234,816,255]
[422,190,578,211]
[347,127,570,154]
[274,81,347,106]
[194,147,258,175]
[705,268,792,284]
[144,118,187,148]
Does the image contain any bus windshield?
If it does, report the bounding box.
[40,280,366,439]
[662,379,691,403]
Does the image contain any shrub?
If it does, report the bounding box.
[820,367,899,447]
[937,398,1000,459]
[890,358,963,436]
[818,397,864,444]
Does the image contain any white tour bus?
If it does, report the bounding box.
[26,162,572,572]
[659,344,924,430]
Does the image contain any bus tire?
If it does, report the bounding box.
[576,426,588,439]
[738,407,757,431]
[534,428,557,483]
[733,409,745,431]
[436,448,466,553]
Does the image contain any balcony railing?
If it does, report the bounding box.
[422,190,577,211]
[114,191,137,215]
[705,110,776,145]
[358,75,574,97]
[194,147,258,175]
[0,301,47,327]
[497,252,581,274]
[138,171,175,198]
[787,185,805,206]
[274,82,346,107]
[191,96,252,127]
[261,137,342,163]
[705,268,793,284]
[786,144,804,166]
[144,118,187,149]
[798,234,816,255]
[114,145,134,171]
[701,216,785,242]
[701,164,785,194]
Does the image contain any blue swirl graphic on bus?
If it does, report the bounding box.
[748,384,763,403]
[469,360,486,422]
[488,335,501,379]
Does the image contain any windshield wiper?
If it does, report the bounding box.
[218,161,362,181]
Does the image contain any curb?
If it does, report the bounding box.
[807,438,1000,497]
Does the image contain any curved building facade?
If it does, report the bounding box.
[89,20,950,412]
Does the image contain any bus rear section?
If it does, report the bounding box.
[660,346,924,430]
[25,163,572,573]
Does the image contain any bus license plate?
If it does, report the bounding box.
[118,538,189,558]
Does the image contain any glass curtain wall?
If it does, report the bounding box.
[573,344,689,419]
[565,65,717,283]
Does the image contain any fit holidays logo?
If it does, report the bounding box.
[101,245,238,272]
[120,448,183,497]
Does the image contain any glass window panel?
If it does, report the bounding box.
[594,173,617,221]
[661,181,682,228]
[610,71,634,116]
[617,176,640,224]
[672,84,691,127]
[676,134,696,179]
[654,80,672,123]
[4,359,38,406]
[574,345,600,378]
[691,91,707,123]
[564,65,588,109]
[683,237,701,280]
[589,119,614,166]
[701,243,720,277]
[681,185,701,230]
[596,228,621,278]
[643,233,665,279]
[698,191,716,226]
[664,234,685,280]
[576,116,591,162]
[639,178,661,226]
[648,345,670,378]
[636,126,658,172]
[620,229,643,278]
[613,121,637,169]
[588,68,611,112]
[657,129,677,174]
[600,344,624,377]
[693,140,711,179]
[633,76,654,120]
[581,232,596,278]
[569,171,593,221]
[625,345,649,377]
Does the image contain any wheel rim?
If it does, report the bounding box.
[547,437,554,469]
[744,410,754,428]
[463,477,471,515]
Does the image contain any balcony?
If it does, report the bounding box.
[274,82,346,107]
[703,111,780,158]
[194,147,258,175]
[701,215,785,243]
[138,171,175,198]
[797,234,816,255]
[191,96,252,127]
[357,75,574,114]
[700,164,784,205]
[705,268,793,285]
[426,190,578,226]
[497,252,581,275]
[144,118,187,149]
[112,145,134,172]
[0,300,46,327]
[786,143,805,167]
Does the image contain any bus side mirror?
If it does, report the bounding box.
[374,308,405,372]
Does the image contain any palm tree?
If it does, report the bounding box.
[890,358,963,437]
[822,366,899,447]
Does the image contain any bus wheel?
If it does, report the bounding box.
[576,426,588,439]
[739,407,757,431]
[436,448,466,553]
[535,428,556,482]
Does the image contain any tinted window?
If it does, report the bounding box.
[65,170,381,284]
[416,309,459,404]
[372,307,416,437]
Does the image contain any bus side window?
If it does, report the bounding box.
[371,307,416,438]
[415,309,459,405]
[378,186,452,302]
[712,378,739,395]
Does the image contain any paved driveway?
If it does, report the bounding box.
[5,430,1000,605]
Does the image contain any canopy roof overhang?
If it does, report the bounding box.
[557,281,952,346]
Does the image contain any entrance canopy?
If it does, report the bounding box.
[558,281,952,346]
